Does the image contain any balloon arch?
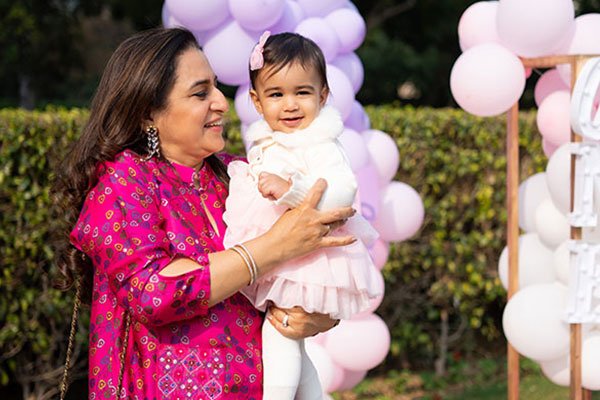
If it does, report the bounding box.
[162,0,425,396]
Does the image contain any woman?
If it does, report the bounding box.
[54,27,355,399]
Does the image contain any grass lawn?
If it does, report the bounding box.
[445,371,570,400]
[332,357,583,400]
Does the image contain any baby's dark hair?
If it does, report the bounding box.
[249,32,329,91]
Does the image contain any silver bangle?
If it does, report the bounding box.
[230,245,255,285]
[237,243,258,282]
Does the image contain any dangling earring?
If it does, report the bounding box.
[144,125,160,161]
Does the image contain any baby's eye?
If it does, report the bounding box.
[269,92,282,98]
[297,90,312,96]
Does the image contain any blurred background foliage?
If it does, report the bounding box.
[1,0,599,109]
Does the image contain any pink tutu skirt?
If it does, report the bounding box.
[222,161,382,319]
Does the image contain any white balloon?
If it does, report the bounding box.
[502,283,570,362]
[518,173,551,232]
[497,233,556,291]
[582,332,600,390]
[540,355,570,387]
[545,143,571,214]
[534,199,570,249]
[553,241,570,286]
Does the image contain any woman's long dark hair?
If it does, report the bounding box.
[53,27,229,301]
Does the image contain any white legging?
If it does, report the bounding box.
[262,320,324,400]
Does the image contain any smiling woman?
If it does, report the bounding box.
[53,27,354,400]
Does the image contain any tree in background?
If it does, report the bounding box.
[0,0,162,109]
[0,1,82,109]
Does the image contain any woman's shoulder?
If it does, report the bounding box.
[96,149,158,185]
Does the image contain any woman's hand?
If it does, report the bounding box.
[264,178,356,262]
[267,305,340,340]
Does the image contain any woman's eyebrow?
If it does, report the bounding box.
[189,79,210,90]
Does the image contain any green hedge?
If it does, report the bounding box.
[0,105,545,396]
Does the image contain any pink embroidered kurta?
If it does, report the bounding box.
[70,150,263,399]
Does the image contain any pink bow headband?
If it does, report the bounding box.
[249,31,271,71]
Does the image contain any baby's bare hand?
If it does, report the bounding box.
[258,172,291,201]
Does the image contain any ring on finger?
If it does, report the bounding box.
[282,314,290,328]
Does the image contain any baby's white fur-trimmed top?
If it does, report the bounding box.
[245,105,344,148]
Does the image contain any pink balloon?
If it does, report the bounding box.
[362,129,400,186]
[536,90,571,146]
[229,0,285,31]
[458,1,500,51]
[234,84,260,125]
[557,14,600,86]
[534,69,569,107]
[331,52,364,94]
[324,314,390,371]
[325,8,366,53]
[338,128,369,172]
[203,21,255,86]
[268,0,305,33]
[542,138,559,159]
[325,65,354,120]
[344,101,370,132]
[450,43,525,117]
[166,0,230,31]
[337,368,367,391]
[496,0,575,57]
[373,181,424,242]
[297,0,346,17]
[355,164,380,223]
[295,17,340,61]
[368,238,390,271]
